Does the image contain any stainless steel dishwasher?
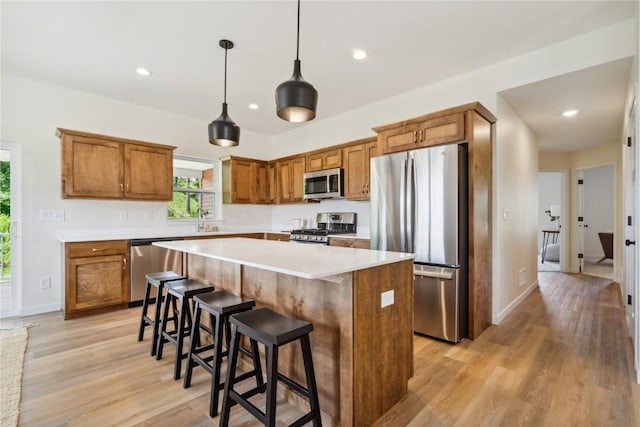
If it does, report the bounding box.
[130,237,184,305]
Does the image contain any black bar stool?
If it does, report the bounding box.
[137,271,186,356]
[220,307,322,427]
[183,290,264,417]
[156,279,215,380]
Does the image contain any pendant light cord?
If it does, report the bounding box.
[296,0,300,60]
[223,46,228,103]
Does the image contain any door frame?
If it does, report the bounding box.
[537,170,569,272]
[570,161,618,278]
[0,142,22,318]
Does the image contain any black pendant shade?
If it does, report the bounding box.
[209,39,240,147]
[275,0,317,122]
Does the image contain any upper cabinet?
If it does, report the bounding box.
[376,112,465,154]
[221,156,269,204]
[57,128,175,201]
[343,137,378,201]
[277,156,305,203]
[306,148,342,172]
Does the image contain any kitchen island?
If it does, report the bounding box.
[154,237,414,426]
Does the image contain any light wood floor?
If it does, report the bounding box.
[3,272,639,426]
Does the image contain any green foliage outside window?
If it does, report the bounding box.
[0,160,10,277]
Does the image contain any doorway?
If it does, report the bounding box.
[0,143,21,317]
[538,172,563,272]
[575,164,615,280]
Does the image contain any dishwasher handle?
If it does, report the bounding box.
[130,237,184,246]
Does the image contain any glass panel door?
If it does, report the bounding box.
[0,144,19,317]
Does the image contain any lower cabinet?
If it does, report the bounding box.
[265,233,290,242]
[328,237,371,249]
[64,240,130,319]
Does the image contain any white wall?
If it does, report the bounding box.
[538,172,563,251]
[583,165,614,261]
[2,18,637,318]
[1,74,272,315]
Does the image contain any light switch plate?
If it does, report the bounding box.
[381,290,394,308]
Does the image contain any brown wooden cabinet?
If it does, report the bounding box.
[57,128,175,201]
[328,237,370,249]
[64,240,129,319]
[265,233,290,242]
[343,137,378,200]
[306,148,343,172]
[221,156,269,204]
[277,156,305,203]
[378,112,465,154]
[267,162,277,203]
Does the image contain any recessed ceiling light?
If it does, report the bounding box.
[562,109,578,117]
[352,49,368,60]
[249,103,259,110]
[136,67,152,76]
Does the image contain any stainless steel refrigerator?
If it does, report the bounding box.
[370,144,468,342]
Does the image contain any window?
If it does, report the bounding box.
[168,157,216,220]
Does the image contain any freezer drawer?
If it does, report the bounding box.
[414,265,465,342]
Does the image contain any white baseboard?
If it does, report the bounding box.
[493,280,539,325]
[20,303,61,317]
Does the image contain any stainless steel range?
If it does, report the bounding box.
[290,212,357,244]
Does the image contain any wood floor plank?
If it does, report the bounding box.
[3,271,639,426]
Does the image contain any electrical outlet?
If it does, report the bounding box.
[144,210,154,221]
[40,276,51,289]
[518,268,526,287]
[381,290,394,308]
[119,210,128,220]
[39,210,65,221]
[503,208,510,221]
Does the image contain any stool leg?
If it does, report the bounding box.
[150,285,163,356]
[250,338,264,388]
[183,303,202,389]
[137,281,152,341]
[220,325,241,427]
[301,335,322,426]
[156,291,172,360]
[265,344,278,427]
[174,296,188,380]
[210,312,225,417]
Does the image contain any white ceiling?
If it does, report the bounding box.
[1,1,637,148]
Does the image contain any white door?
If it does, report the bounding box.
[0,142,21,318]
[622,98,637,380]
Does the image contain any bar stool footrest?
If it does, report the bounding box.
[277,373,311,399]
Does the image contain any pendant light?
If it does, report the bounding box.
[209,39,240,147]
[275,0,318,123]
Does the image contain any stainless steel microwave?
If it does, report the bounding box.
[303,168,344,200]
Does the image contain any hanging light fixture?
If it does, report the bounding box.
[209,39,240,147]
[275,0,318,122]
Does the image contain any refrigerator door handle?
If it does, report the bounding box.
[399,158,407,252]
[407,157,415,253]
[413,269,454,280]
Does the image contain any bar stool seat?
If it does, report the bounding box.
[183,290,264,417]
[156,279,215,380]
[220,307,322,427]
[137,271,186,357]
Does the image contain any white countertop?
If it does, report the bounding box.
[56,229,285,243]
[154,237,413,279]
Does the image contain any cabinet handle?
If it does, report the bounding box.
[419,129,424,141]
[413,131,417,143]
[125,184,129,193]
[120,183,124,192]
[123,257,127,270]
[91,248,107,252]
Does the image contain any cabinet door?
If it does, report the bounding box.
[254,161,269,204]
[125,144,173,200]
[62,136,124,198]
[278,160,293,203]
[328,238,371,249]
[231,159,254,203]
[306,153,324,172]
[66,254,129,313]
[380,124,419,154]
[343,144,368,200]
[291,157,306,202]
[267,162,277,203]
[323,149,342,169]
[417,113,465,148]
